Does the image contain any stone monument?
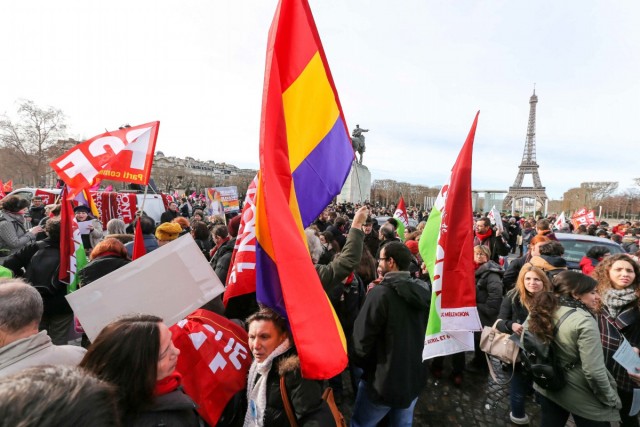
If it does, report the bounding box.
[337,125,372,203]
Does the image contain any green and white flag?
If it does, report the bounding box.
[419,113,482,360]
[393,196,409,241]
[68,217,87,293]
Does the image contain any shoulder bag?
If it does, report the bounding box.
[280,376,346,427]
[480,319,520,384]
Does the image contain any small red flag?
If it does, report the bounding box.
[59,186,72,283]
[132,218,146,260]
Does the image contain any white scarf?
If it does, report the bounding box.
[243,338,291,427]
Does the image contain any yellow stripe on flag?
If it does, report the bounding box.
[282,52,340,172]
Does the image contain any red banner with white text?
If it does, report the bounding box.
[93,192,138,225]
[50,122,159,199]
[224,176,258,306]
[170,309,250,426]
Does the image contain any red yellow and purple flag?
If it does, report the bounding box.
[255,0,354,379]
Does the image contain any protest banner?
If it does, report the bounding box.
[488,205,504,232]
[34,189,59,205]
[66,234,225,342]
[571,207,596,229]
[206,186,240,215]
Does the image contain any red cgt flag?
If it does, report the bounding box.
[170,309,251,426]
[50,122,159,199]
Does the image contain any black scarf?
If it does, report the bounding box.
[559,295,593,317]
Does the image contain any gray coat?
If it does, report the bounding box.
[0,331,86,378]
[0,211,36,262]
[525,306,621,422]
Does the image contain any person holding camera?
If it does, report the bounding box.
[0,195,42,263]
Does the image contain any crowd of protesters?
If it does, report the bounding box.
[2,192,640,426]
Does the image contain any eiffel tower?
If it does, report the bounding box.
[503,89,548,210]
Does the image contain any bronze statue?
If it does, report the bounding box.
[351,124,368,164]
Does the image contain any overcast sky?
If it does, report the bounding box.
[1,1,638,199]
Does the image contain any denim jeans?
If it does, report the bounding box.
[537,393,610,427]
[351,381,417,427]
[510,367,532,418]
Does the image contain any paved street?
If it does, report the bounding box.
[339,354,548,427]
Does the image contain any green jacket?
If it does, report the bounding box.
[315,227,364,300]
[527,306,621,422]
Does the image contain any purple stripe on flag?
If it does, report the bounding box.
[292,117,353,227]
[256,243,286,317]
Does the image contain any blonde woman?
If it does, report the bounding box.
[496,264,552,425]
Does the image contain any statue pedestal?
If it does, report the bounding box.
[337,162,371,204]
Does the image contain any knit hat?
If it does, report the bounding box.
[405,240,419,255]
[155,222,182,242]
[228,215,242,238]
[73,205,91,214]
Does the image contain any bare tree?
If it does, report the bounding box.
[580,182,618,205]
[0,100,67,187]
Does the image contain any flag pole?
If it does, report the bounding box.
[139,183,149,217]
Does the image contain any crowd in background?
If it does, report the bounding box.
[2,194,640,426]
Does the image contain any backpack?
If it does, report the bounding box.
[545,268,566,284]
[519,308,577,391]
[25,242,65,296]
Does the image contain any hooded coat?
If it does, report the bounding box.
[352,271,430,408]
[529,254,568,278]
[527,306,621,422]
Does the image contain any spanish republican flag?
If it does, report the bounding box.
[255,0,354,379]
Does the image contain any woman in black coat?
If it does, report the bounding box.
[470,245,504,369]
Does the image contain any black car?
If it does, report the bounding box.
[555,233,625,271]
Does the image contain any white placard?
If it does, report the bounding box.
[77,221,92,235]
[66,234,225,342]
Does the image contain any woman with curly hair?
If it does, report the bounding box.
[524,271,620,426]
[593,254,640,427]
[496,264,552,424]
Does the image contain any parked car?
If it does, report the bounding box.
[555,233,625,270]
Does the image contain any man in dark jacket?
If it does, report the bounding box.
[210,224,235,284]
[351,241,430,425]
[375,222,400,259]
[28,196,46,225]
[326,216,347,249]
[473,217,509,263]
[160,201,179,224]
[362,216,379,258]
